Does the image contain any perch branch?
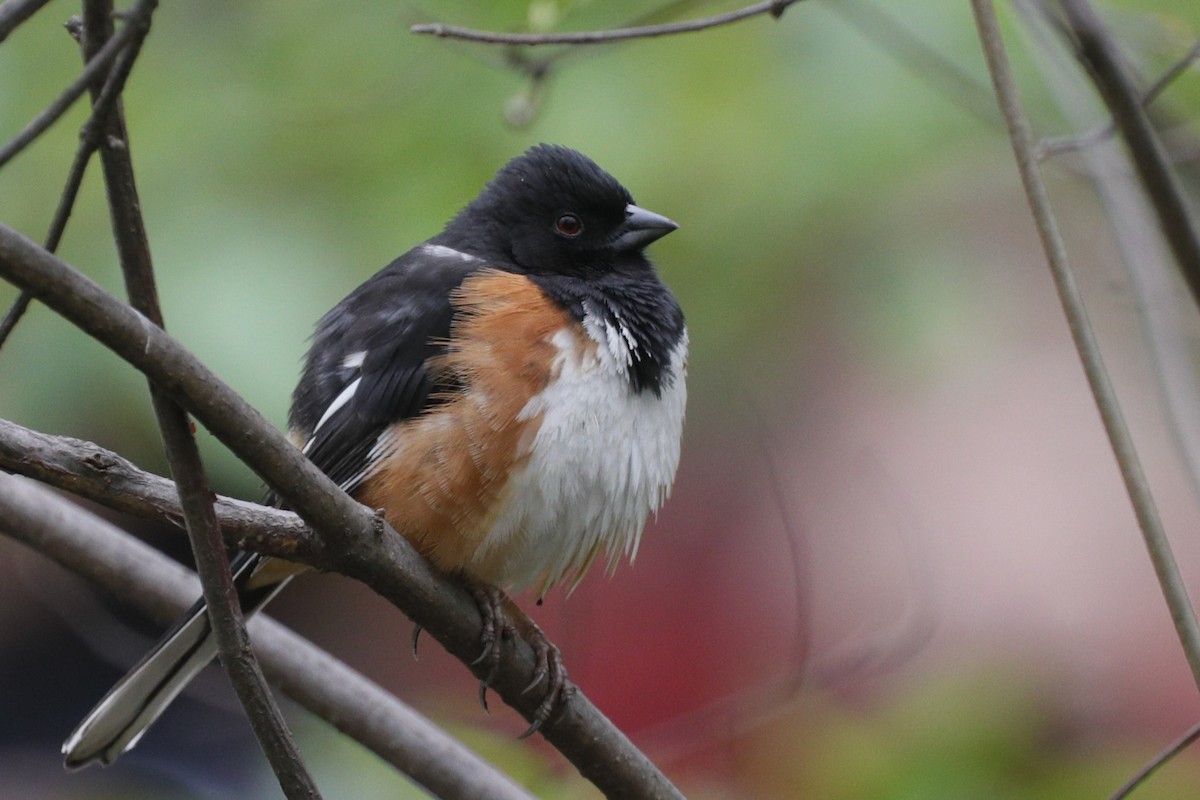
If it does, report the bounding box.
[0,472,535,800]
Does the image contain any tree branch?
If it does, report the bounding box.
[0,0,52,45]
[0,417,317,557]
[0,224,684,799]
[2,3,156,354]
[0,472,536,800]
[971,0,1200,693]
[77,1,318,794]
[1037,38,1200,160]
[411,0,801,45]
[1110,718,1200,800]
[1059,0,1200,312]
[0,0,153,170]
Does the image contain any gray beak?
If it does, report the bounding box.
[613,204,678,252]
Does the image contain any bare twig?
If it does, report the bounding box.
[1,4,156,354]
[1014,2,1200,633]
[824,0,999,127]
[1038,39,1200,159]
[0,292,31,348]
[77,1,318,794]
[0,472,536,800]
[971,0,1200,694]
[0,222,685,800]
[1110,719,1200,800]
[1060,0,1200,313]
[0,0,153,170]
[412,0,802,45]
[0,0,52,44]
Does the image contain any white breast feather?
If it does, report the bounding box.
[470,317,688,594]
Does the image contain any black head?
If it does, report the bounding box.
[435,144,677,276]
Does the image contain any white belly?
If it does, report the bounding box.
[469,324,688,595]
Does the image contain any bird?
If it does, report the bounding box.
[62,143,688,768]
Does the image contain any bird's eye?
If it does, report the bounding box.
[554,214,583,238]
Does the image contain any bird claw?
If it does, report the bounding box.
[517,625,571,739]
[461,578,571,737]
[468,584,512,713]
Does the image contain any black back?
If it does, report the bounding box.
[288,144,684,494]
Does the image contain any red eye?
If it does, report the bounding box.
[555,214,583,238]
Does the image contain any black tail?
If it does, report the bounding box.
[62,553,291,768]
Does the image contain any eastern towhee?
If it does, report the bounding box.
[62,144,687,767]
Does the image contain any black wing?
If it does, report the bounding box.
[288,246,482,493]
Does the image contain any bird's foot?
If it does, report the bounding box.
[515,616,572,738]
[461,578,572,736]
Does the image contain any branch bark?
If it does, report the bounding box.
[0,417,315,558]
[0,223,684,799]
[0,472,536,800]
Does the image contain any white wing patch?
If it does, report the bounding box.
[303,376,361,453]
[420,243,481,263]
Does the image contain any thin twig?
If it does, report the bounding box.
[1014,2,1200,642]
[0,0,152,170]
[0,291,31,348]
[78,1,318,795]
[1060,0,1200,313]
[823,0,999,127]
[0,0,52,44]
[0,473,536,800]
[412,0,801,45]
[1038,39,1200,160]
[971,0,1200,695]
[0,222,686,800]
[1110,719,1200,800]
[0,6,153,354]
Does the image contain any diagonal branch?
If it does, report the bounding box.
[0,0,153,170]
[1059,0,1200,313]
[823,0,1000,127]
[1110,718,1200,800]
[1,2,157,353]
[0,472,536,800]
[970,0,1200,695]
[0,0,53,44]
[0,223,685,800]
[77,1,318,795]
[1037,38,1200,160]
[411,0,802,46]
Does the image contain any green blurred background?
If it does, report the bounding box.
[3,1,1200,797]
